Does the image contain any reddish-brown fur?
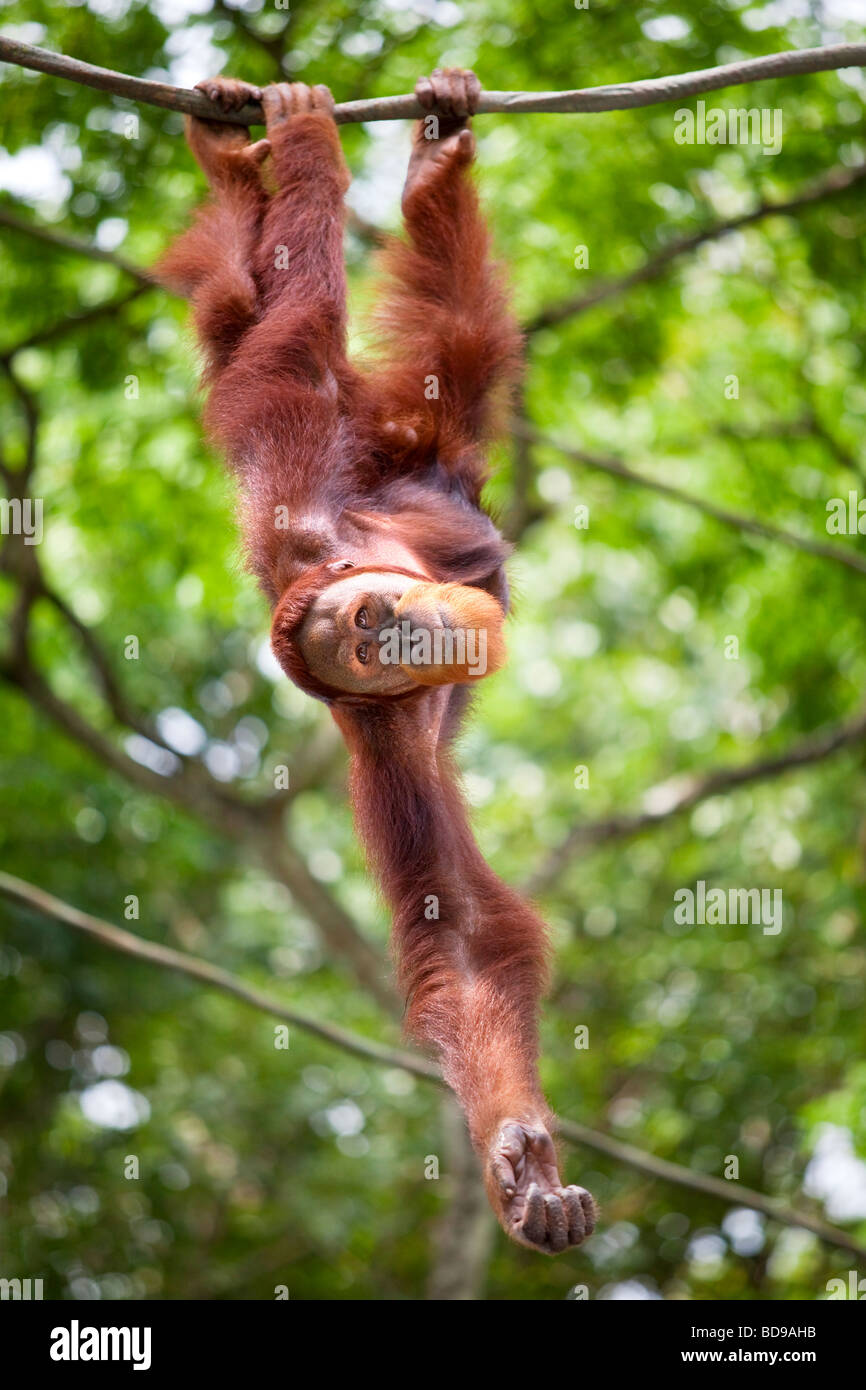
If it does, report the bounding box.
[157,73,595,1253]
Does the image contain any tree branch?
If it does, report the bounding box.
[34,584,178,752]
[426,1095,495,1299]
[527,159,866,333]
[527,701,866,895]
[503,386,548,541]
[1,651,395,1007]
[0,205,152,283]
[3,868,864,1260]
[556,1117,866,1258]
[515,422,866,577]
[0,870,427,1076]
[259,824,399,1013]
[209,0,293,76]
[0,495,269,827]
[0,658,250,832]
[807,410,866,484]
[714,412,865,485]
[7,149,861,352]
[1,38,864,125]
[3,28,865,1263]
[0,356,39,481]
[2,284,150,357]
[0,339,392,1011]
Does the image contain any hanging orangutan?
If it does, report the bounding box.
[158,67,596,1254]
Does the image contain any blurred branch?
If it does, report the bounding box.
[0,871,422,1074]
[715,412,865,485]
[514,422,866,577]
[11,151,860,346]
[527,158,866,333]
[39,586,176,750]
[272,716,345,800]
[527,701,866,896]
[0,648,394,1007]
[0,205,153,283]
[715,414,813,444]
[503,385,548,542]
[743,289,866,487]
[346,27,420,94]
[2,193,382,271]
[556,1117,866,1257]
[2,37,864,125]
[0,210,375,996]
[0,560,302,824]
[346,206,385,245]
[0,357,38,481]
[426,1095,495,1300]
[806,411,866,484]
[4,867,864,1260]
[259,826,398,1012]
[210,0,293,76]
[0,658,249,831]
[2,285,150,357]
[0,465,266,821]
[0,330,392,1011]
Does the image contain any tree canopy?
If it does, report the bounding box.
[1,0,865,1301]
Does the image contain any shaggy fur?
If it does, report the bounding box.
[156,76,596,1253]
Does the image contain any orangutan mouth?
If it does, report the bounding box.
[379,618,490,678]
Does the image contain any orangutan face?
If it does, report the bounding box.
[298,571,420,695]
[298,570,506,695]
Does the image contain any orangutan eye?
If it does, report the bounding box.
[355,606,369,629]
[356,643,369,665]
